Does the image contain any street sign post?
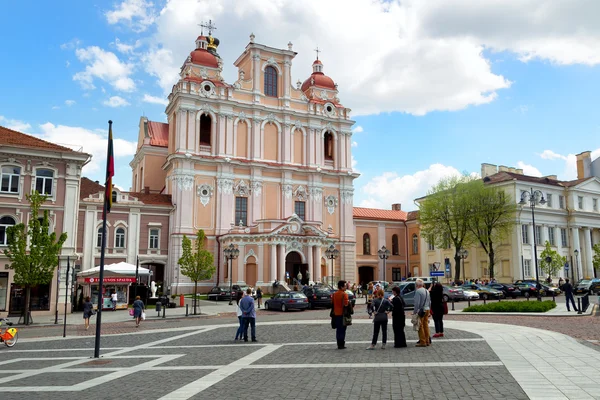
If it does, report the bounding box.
[430,271,445,277]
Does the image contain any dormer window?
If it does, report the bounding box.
[324,131,334,161]
[264,66,278,97]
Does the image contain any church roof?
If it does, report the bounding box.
[147,121,169,147]
[80,177,172,205]
[0,125,77,153]
[353,207,408,221]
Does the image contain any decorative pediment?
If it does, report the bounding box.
[294,185,307,201]
[234,179,250,197]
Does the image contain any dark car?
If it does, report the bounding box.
[302,287,332,309]
[264,292,309,312]
[515,282,544,298]
[574,279,594,295]
[540,284,561,296]
[489,283,522,299]
[589,279,600,294]
[206,286,236,301]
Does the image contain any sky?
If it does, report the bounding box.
[1,0,600,211]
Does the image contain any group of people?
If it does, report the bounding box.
[82,295,146,329]
[234,288,258,342]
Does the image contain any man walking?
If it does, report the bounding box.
[562,278,578,312]
[412,279,431,347]
[239,288,257,342]
[331,280,349,349]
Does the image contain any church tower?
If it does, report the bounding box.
[157,25,357,292]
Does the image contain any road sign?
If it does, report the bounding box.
[430,271,445,277]
[445,264,451,272]
[564,263,569,271]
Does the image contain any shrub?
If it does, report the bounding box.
[463,300,556,313]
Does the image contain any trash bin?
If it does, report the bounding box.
[155,301,162,313]
[180,294,184,307]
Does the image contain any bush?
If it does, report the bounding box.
[463,300,556,313]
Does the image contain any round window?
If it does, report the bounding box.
[326,105,332,113]
[204,84,211,92]
[201,189,209,196]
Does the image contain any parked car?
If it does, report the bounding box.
[206,286,236,301]
[442,285,465,302]
[540,284,562,296]
[264,292,309,312]
[589,279,600,294]
[387,282,417,308]
[232,285,256,299]
[462,290,480,300]
[460,284,505,300]
[574,279,594,295]
[515,282,545,298]
[345,289,357,307]
[302,286,332,309]
[489,283,522,299]
[368,281,391,290]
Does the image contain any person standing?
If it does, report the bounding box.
[83,296,94,330]
[297,271,303,286]
[366,282,374,318]
[413,279,431,347]
[391,286,407,348]
[430,282,445,338]
[562,278,578,312]
[240,288,257,342]
[256,287,263,309]
[132,296,145,328]
[367,289,392,350]
[331,280,349,349]
[234,291,244,341]
[111,291,118,311]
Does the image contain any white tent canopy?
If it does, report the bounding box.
[78,262,151,277]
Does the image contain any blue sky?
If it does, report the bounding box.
[1,0,599,210]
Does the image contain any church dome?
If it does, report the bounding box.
[189,34,219,68]
[301,59,336,92]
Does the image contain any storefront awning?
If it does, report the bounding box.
[78,262,152,277]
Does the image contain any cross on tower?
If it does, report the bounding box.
[314,46,321,60]
[199,19,217,36]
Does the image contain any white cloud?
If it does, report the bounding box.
[516,161,542,177]
[113,38,142,54]
[351,141,358,147]
[103,96,131,107]
[65,100,76,106]
[142,94,168,106]
[359,164,462,209]
[535,148,600,181]
[65,60,70,68]
[540,150,567,161]
[105,0,156,32]
[0,116,32,132]
[73,46,136,91]
[60,38,81,50]
[352,126,364,134]
[52,106,60,110]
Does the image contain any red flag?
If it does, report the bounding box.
[104,120,114,214]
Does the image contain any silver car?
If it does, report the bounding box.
[386,282,417,308]
[442,285,465,302]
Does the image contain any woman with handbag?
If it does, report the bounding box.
[430,282,445,338]
[132,296,145,328]
[367,289,392,350]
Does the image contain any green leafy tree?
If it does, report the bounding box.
[178,229,215,314]
[418,174,477,283]
[592,243,600,277]
[466,180,517,279]
[4,192,67,325]
[540,241,566,280]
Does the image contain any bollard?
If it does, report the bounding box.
[484,298,487,305]
[577,297,582,314]
[451,297,455,311]
[552,292,556,303]
[163,305,166,318]
[186,304,189,317]
[467,299,471,308]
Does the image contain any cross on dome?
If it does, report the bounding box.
[314,46,321,60]
[199,19,217,36]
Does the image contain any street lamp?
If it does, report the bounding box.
[378,246,391,283]
[519,188,546,301]
[458,248,468,283]
[544,255,552,282]
[574,249,579,282]
[324,244,339,289]
[224,243,240,306]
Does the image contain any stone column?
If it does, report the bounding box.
[257,244,264,285]
[583,227,593,279]
[314,245,322,283]
[237,244,245,285]
[572,227,582,280]
[278,243,286,282]
[528,223,535,253]
[270,242,277,283]
[540,224,547,246]
[306,245,314,283]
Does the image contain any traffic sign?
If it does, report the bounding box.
[445,264,451,272]
[430,271,445,277]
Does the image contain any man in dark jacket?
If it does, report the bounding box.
[391,286,407,348]
[562,278,579,312]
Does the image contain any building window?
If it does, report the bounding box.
[264,66,278,97]
[412,234,419,255]
[546,193,552,208]
[535,225,542,245]
[522,224,529,244]
[35,169,54,195]
[323,131,334,161]
[97,227,106,247]
[559,195,565,209]
[115,227,126,248]
[578,196,583,210]
[149,228,159,249]
[561,228,568,247]
[294,201,305,221]
[0,166,20,194]
[199,114,211,145]
[594,198,598,212]
[427,235,435,251]
[392,234,399,255]
[235,197,248,226]
[363,233,371,255]
[0,216,16,246]
[548,227,555,246]
[392,268,401,281]
[9,284,50,312]
[524,259,532,278]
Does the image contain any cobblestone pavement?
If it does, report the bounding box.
[0,321,534,400]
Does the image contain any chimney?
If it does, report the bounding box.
[95,180,99,184]
[144,186,150,194]
[481,163,498,178]
[576,151,592,179]
[498,165,509,173]
[516,169,524,175]
[543,175,558,180]
[391,203,402,211]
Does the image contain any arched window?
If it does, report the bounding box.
[363,233,371,255]
[0,216,16,246]
[115,227,126,248]
[392,234,399,255]
[264,66,278,97]
[1,166,21,194]
[199,114,211,145]
[412,234,419,255]
[35,168,54,195]
[112,191,118,203]
[324,132,334,161]
[97,227,105,247]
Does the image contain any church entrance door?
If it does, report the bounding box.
[285,252,303,286]
[358,266,375,285]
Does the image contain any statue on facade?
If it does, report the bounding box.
[150,281,158,298]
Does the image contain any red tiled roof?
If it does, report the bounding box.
[353,207,407,221]
[406,210,419,221]
[80,177,172,206]
[560,177,590,187]
[483,171,562,187]
[80,177,106,199]
[0,125,76,153]
[147,121,169,147]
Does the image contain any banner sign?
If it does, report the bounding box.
[430,271,445,277]
[85,277,136,284]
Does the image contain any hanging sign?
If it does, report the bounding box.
[85,277,136,284]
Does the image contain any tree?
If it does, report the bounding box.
[418,175,477,283]
[178,229,215,315]
[592,243,600,277]
[540,241,566,280]
[4,192,67,325]
[466,180,517,279]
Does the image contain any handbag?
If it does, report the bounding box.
[141,311,146,321]
[443,302,448,315]
[372,298,387,323]
[129,308,134,316]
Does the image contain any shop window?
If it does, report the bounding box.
[1,165,21,194]
[35,168,54,195]
[9,283,50,313]
[324,132,334,161]
[264,66,278,97]
[149,228,159,249]
[392,234,399,255]
[295,201,306,221]
[235,197,248,226]
[200,114,212,145]
[0,216,16,246]
[115,227,126,248]
[363,233,371,255]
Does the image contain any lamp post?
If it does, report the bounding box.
[544,255,552,283]
[574,249,579,282]
[458,248,468,283]
[519,188,546,301]
[324,244,339,289]
[224,244,240,306]
[378,246,391,283]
